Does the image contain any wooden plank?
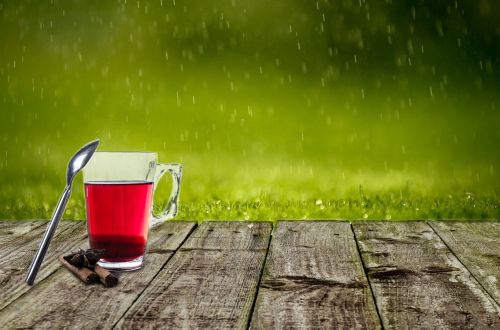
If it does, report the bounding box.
[116,221,272,330]
[0,220,45,231]
[0,220,47,248]
[251,221,381,329]
[181,220,271,250]
[0,221,84,310]
[0,221,196,329]
[353,221,500,329]
[429,221,500,305]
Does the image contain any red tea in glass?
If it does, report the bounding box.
[85,181,154,262]
[83,152,182,271]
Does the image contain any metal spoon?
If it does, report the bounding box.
[25,139,100,285]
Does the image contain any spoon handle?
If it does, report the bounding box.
[25,186,72,285]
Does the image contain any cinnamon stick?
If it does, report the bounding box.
[94,265,118,287]
[58,256,99,284]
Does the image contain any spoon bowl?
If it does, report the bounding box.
[66,140,100,185]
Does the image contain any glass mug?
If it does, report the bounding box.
[83,152,182,271]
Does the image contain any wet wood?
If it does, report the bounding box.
[0,220,52,251]
[180,221,271,250]
[117,221,272,330]
[1,219,499,329]
[430,221,500,305]
[0,220,46,247]
[0,221,195,329]
[0,221,84,310]
[353,221,500,329]
[251,221,381,329]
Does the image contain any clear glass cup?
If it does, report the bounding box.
[82,151,181,271]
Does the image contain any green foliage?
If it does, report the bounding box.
[0,1,498,220]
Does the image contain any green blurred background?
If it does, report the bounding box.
[0,0,499,220]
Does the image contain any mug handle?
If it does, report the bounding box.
[150,163,182,227]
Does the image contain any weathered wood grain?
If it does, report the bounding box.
[429,221,500,306]
[251,221,381,329]
[0,220,45,231]
[0,220,46,248]
[0,221,84,310]
[180,221,271,250]
[353,221,500,329]
[0,221,196,329]
[116,221,272,330]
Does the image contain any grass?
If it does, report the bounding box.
[2,155,498,221]
[1,76,499,220]
[1,73,499,220]
[3,190,498,222]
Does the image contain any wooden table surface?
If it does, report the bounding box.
[0,220,499,329]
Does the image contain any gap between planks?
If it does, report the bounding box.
[0,221,86,311]
[352,221,500,329]
[251,221,381,329]
[245,225,273,329]
[350,221,385,329]
[2,220,499,330]
[111,221,198,329]
[0,221,197,329]
[116,221,273,329]
[427,221,500,308]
